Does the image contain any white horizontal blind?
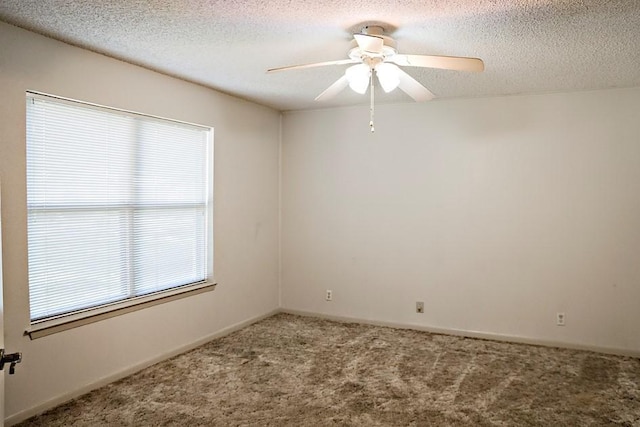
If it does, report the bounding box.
[26,93,212,321]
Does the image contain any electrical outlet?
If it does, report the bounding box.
[416,301,424,313]
[557,312,566,326]
[326,290,332,301]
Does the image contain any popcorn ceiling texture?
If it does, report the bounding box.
[0,1,639,110]
[15,314,640,426]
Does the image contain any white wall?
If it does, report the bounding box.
[0,22,280,423]
[281,87,640,355]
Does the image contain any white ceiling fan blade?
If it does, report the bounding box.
[354,33,384,54]
[396,68,435,102]
[390,54,484,72]
[267,59,357,73]
[315,75,349,101]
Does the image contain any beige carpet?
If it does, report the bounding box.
[18,313,640,426]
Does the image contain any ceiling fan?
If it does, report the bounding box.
[267,25,484,131]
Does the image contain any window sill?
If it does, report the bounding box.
[25,282,217,340]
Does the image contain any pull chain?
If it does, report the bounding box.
[369,69,375,133]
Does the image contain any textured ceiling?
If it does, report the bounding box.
[1,1,639,111]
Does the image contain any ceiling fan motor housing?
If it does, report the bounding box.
[349,26,397,61]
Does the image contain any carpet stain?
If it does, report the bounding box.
[580,354,619,387]
[16,313,640,426]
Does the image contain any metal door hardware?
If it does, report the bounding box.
[0,349,22,374]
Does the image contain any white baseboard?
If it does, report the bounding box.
[280,308,640,359]
[5,308,279,426]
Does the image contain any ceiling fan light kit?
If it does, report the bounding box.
[374,62,400,93]
[345,64,371,94]
[268,25,484,132]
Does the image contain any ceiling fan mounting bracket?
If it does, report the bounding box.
[361,25,385,36]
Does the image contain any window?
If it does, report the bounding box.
[26,92,213,331]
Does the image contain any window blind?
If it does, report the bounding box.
[26,93,212,322]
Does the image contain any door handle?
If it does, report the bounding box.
[0,349,22,375]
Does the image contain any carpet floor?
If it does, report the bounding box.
[17,313,640,426]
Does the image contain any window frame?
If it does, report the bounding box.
[24,91,216,339]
